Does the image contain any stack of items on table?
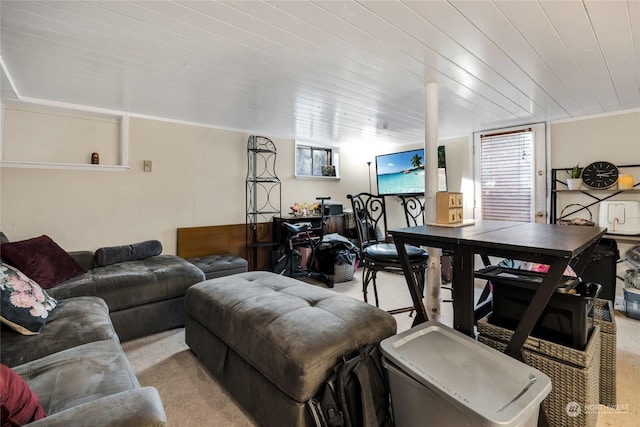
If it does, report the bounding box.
[475,259,616,427]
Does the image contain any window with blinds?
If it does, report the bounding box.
[479,129,533,222]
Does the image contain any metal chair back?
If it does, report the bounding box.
[346,192,389,249]
[398,194,425,227]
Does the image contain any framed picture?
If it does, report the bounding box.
[322,165,336,176]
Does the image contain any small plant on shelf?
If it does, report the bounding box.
[568,163,582,179]
[566,163,583,190]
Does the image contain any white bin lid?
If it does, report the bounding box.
[380,321,551,425]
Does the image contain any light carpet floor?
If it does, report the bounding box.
[122,271,640,426]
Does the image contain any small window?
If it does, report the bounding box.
[295,140,340,179]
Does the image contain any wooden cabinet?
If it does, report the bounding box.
[436,192,463,224]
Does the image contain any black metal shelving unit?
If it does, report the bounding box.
[550,164,640,301]
[246,136,281,270]
[550,164,640,233]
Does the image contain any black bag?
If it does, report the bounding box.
[308,344,394,427]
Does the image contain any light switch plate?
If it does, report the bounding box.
[143,160,152,172]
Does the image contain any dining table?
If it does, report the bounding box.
[389,220,606,359]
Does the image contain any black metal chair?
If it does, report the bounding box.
[347,193,428,314]
[399,194,426,228]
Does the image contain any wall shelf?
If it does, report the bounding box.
[553,189,640,193]
[0,161,129,171]
[1,101,129,170]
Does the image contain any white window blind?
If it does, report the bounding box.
[480,129,533,222]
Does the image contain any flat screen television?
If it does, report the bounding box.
[375,146,447,196]
[375,148,425,196]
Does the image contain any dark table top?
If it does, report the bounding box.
[389,220,606,260]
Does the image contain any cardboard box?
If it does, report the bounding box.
[436,192,463,224]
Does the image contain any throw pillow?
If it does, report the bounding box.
[0,364,47,424]
[0,235,85,289]
[95,240,163,267]
[0,263,57,335]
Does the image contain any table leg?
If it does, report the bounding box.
[452,245,475,337]
[393,239,429,324]
[569,237,600,277]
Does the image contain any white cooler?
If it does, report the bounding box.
[380,321,551,427]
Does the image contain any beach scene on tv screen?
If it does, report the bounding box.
[376,149,425,195]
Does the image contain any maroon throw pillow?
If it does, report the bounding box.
[0,235,85,289]
[0,364,47,425]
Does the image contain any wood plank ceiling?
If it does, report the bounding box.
[1,0,639,146]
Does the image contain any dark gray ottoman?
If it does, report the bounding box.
[186,253,248,279]
[185,271,397,427]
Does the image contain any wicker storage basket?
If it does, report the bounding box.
[593,299,616,407]
[330,261,355,283]
[478,317,600,427]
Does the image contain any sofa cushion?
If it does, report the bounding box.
[0,235,85,289]
[0,363,47,424]
[12,340,140,416]
[48,255,205,312]
[0,263,58,335]
[187,254,248,280]
[95,240,163,267]
[185,271,397,402]
[1,296,117,368]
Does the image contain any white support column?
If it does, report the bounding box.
[425,83,442,320]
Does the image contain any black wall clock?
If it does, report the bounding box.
[582,161,619,189]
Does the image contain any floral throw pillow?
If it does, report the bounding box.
[0,263,57,335]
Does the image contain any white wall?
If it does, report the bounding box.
[0,109,375,253]
[550,111,639,168]
[2,103,636,266]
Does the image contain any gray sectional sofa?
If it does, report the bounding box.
[49,251,205,341]
[0,233,206,342]
[2,296,167,426]
[1,233,208,425]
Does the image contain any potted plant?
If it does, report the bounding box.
[567,163,583,190]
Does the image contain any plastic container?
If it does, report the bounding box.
[623,287,640,320]
[625,269,640,289]
[380,321,551,427]
[490,280,601,349]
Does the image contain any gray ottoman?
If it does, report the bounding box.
[185,271,396,427]
[186,253,248,279]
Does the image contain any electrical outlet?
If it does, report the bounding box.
[143,160,152,172]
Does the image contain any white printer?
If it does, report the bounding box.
[599,201,640,235]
